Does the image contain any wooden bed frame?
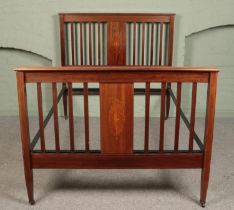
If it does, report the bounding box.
[16,13,218,207]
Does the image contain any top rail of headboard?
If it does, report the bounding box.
[59,13,175,22]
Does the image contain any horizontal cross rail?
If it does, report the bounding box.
[32,152,203,169]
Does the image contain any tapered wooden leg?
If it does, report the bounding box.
[200,168,210,207]
[62,83,68,119]
[23,161,35,205]
[17,72,35,205]
[165,83,171,119]
[200,72,217,207]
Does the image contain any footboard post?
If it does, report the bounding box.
[16,72,35,205]
[200,72,217,207]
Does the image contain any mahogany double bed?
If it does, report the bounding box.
[16,13,218,207]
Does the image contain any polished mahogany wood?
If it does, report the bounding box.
[71,23,75,65]
[89,23,92,65]
[36,83,45,151]
[144,82,150,152]
[107,22,126,65]
[24,71,210,83]
[83,82,90,151]
[189,82,197,151]
[150,23,154,65]
[80,23,83,65]
[100,83,133,153]
[200,72,218,206]
[16,66,218,206]
[174,82,182,151]
[16,72,35,205]
[68,82,75,151]
[159,82,166,151]
[32,152,203,169]
[141,23,145,65]
[98,22,101,65]
[16,66,218,72]
[52,83,60,152]
[133,22,136,65]
[17,13,219,207]
[60,13,175,23]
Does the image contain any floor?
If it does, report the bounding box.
[0,117,234,210]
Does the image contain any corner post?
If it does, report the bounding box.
[16,72,35,205]
[200,72,218,207]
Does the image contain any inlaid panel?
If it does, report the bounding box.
[100,83,133,154]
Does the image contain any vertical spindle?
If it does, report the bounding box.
[37,83,45,151]
[83,82,90,151]
[52,83,60,152]
[89,23,92,65]
[150,23,154,65]
[71,23,75,65]
[68,82,74,151]
[80,22,83,65]
[174,82,182,151]
[144,82,150,152]
[189,82,197,151]
[159,82,166,151]
[141,23,145,65]
[159,23,163,66]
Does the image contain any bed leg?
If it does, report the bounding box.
[200,167,209,208]
[200,72,217,208]
[17,72,35,205]
[62,83,68,119]
[165,83,171,119]
[24,166,35,205]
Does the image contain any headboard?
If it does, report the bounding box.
[59,13,175,66]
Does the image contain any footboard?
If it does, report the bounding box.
[16,66,218,206]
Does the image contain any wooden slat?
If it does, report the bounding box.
[59,15,66,66]
[83,82,90,151]
[159,82,166,151]
[74,23,78,65]
[68,82,74,151]
[174,82,182,151]
[144,82,150,152]
[141,23,145,65]
[150,23,154,65]
[98,22,101,65]
[189,82,197,151]
[159,23,163,66]
[32,152,203,169]
[168,16,174,66]
[80,22,83,65]
[133,22,136,65]
[37,83,45,151]
[71,23,75,65]
[89,23,92,65]
[52,83,60,152]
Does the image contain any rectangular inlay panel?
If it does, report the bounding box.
[100,83,133,154]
